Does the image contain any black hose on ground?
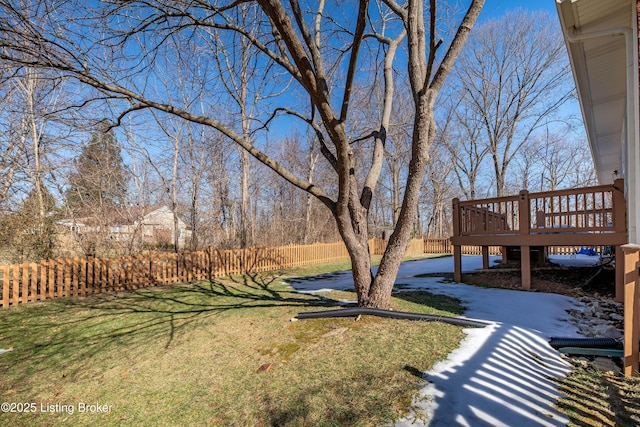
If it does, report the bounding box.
[548,337,622,350]
[581,267,605,290]
[296,307,489,328]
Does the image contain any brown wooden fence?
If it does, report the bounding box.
[0,238,599,308]
[0,241,353,308]
[424,238,504,256]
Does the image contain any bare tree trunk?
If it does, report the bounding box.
[239,149,251,247]
[364,100,435,308]
[392,157,401,224]
[304,152,318,245]
[171,131,180,251]
[0,0,485,308]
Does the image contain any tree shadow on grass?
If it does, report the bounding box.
[391,287,466,317]
[0,274,341,388]
[259,371,407,427]
[554,369,640,426]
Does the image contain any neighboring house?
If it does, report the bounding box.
[58,205,192,251]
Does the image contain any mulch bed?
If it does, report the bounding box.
[462,261,616,299]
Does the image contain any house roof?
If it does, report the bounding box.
[556,0,633,184]
[62,205,173,226]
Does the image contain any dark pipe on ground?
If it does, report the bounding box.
[581,267,605,290]
[296,307,489,328]
[548,337,622,350]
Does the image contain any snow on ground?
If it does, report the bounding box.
[549,253,605,268]
[289,255,586,427]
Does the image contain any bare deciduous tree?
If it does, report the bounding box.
[0,65,68,261]
[0,0,484,308]
[439,95,490,200]
[423,143,454,238]
[451,9,572,197]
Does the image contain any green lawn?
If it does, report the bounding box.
[0,267,465,426]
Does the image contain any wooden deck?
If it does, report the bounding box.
[451,179,627,293]
[451,179,640,377]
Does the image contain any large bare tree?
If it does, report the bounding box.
[451,9,572,197]
[0,0,484,308]
[0,64,69,261]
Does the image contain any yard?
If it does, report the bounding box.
[0,260,465,426]
[2,257,640,426]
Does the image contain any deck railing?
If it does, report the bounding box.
[452,179,626,247]
[452,179,640,378]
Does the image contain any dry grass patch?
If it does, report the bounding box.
[0,273,464,426]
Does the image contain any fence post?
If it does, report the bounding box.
[10,266,18,305]
[150,253,156,285]
[36,262,44,301]
[73,257,80,296]
[28,262,37,303]
[66,258,73,298]
[47,259,54,299]
[1,265,7,308]
[88,256,96,294]
[11,266,18,305]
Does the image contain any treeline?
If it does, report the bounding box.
[0,7,594,264]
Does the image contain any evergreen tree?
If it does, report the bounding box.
[65,121,129,210]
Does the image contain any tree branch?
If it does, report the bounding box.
[262,107,339,172]
[429,0,485,92]
[339,0,369,123]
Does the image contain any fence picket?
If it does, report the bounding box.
[27,263,35,303]
[0,239,595,308]
[10,267,18,306]
[1,265,7,307]
[19,265,25,303]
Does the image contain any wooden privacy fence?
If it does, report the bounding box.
[0,238,597,308]
[0,241,351,308]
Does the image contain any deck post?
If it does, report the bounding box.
[452,197,462,282]
[521,246,531,290]
[454,245,462,282]
[622,244,640,376]
[481,246,489,269]
[616,245,625,303]
[519,190,531,290]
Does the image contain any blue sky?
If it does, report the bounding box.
[482,0,559,18]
